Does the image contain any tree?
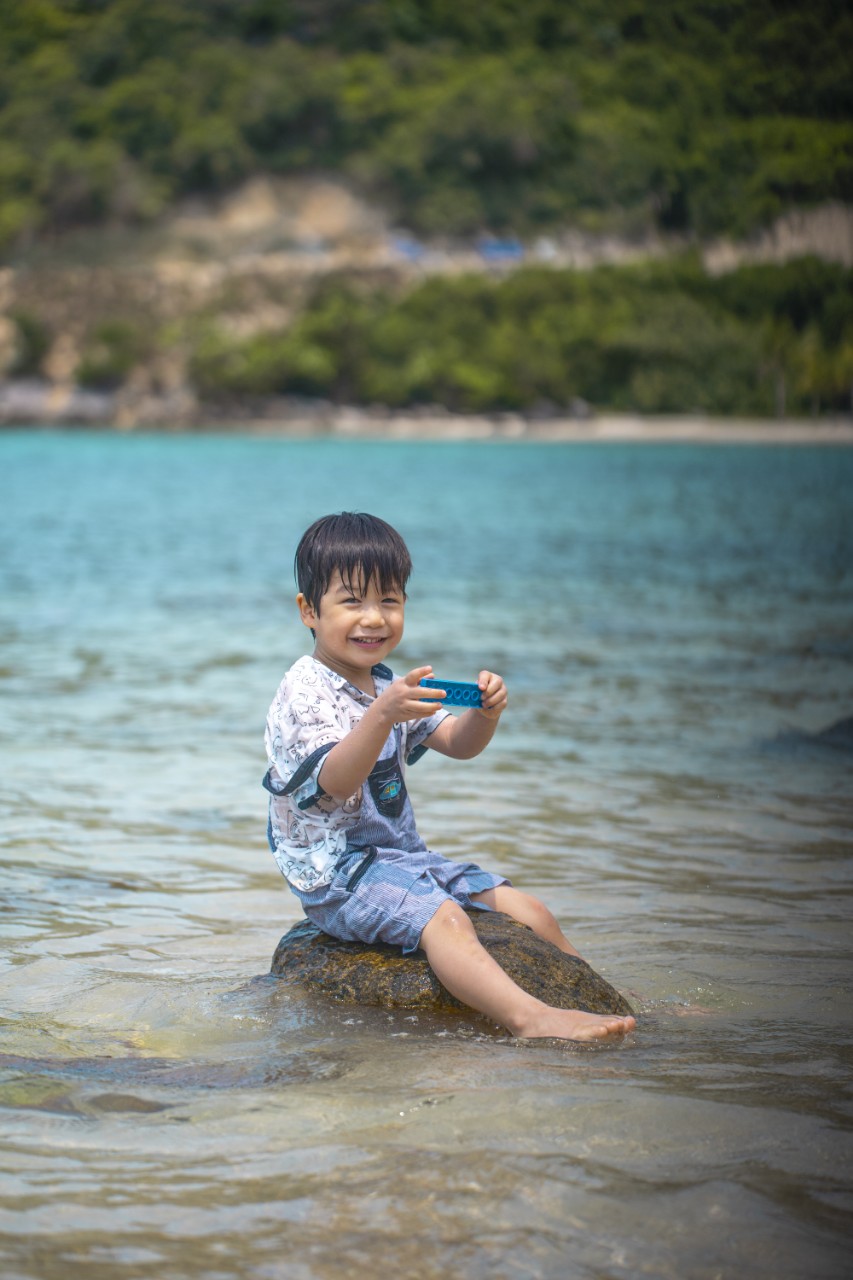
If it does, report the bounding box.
[759,317,796,418]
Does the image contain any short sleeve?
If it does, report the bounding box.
[264,663,351,809]
[404,705,453,765]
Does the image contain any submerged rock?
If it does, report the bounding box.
[270,910,634,1017]
[813,715,853,750]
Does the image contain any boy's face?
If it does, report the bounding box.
[297,570,405,687]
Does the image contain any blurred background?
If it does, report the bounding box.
[0,0,851,428]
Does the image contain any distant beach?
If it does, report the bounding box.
[270,408,853,445]
[1,379,851,444]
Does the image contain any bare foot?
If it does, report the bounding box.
[514,1004,637,1043]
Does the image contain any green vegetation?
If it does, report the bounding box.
[76,318,150,388]
[1,0,851,250]
[188,257,853,416]
[3,2,850,419]
[7,309,50,376]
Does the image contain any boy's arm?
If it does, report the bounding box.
[317,665,443,802]
[422,670,507,760]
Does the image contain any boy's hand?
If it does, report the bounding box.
[476,670,507,720]
[377,666,444,723]
[418,669,507,760]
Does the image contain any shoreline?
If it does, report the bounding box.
[302,409,853,444]
[244,414,853,445]
[1,381,852,444]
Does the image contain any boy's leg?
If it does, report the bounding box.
[470,884,582,957]
[419,900,635,1043]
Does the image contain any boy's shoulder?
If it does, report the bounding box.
[279,653,335,695]
[268,656,340,727]
[286,653,323,681]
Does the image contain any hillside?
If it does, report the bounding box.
[2,179,850,426]
[0,1,851,424]
[2,0,851,250]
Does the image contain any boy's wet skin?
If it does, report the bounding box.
[421,895,636,1044]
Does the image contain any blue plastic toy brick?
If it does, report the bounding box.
[419,678,483,708]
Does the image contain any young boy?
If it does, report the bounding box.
[264,512,635,1043]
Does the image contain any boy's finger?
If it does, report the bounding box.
[404,665,433,685]
[415,685,445,701]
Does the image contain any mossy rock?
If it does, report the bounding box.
[271,910,634,1017]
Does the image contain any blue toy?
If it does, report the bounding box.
[419,678,483,708]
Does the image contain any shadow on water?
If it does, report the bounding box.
[0,1045,348,1117]
[0,961,665,1124]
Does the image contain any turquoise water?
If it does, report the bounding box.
[1,430,852,1279]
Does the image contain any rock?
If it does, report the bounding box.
[270,910,634,1017]
[813,715,853,750]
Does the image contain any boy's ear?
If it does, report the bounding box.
[296,592,317,630]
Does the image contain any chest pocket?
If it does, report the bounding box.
[368,752,407,819]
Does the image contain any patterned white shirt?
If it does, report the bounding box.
[264,655,450,891]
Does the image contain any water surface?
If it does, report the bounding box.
[1,431,852,1279]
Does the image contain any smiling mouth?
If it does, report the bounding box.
[351,636,387,646]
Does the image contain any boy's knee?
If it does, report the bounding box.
[490,885,553,925]
[420,899,477,950]
[525,893,557,929]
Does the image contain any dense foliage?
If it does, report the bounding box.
[186,257,853,415]
[1,0,851,249]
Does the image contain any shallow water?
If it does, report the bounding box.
[1,431,852,1279]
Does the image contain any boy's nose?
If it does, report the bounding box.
[361,602,385,625]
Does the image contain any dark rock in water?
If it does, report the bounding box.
[813,715,853,750]
[770,714,853,756]
[270,910,634,1017]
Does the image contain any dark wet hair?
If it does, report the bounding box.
[294,512,412,615]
